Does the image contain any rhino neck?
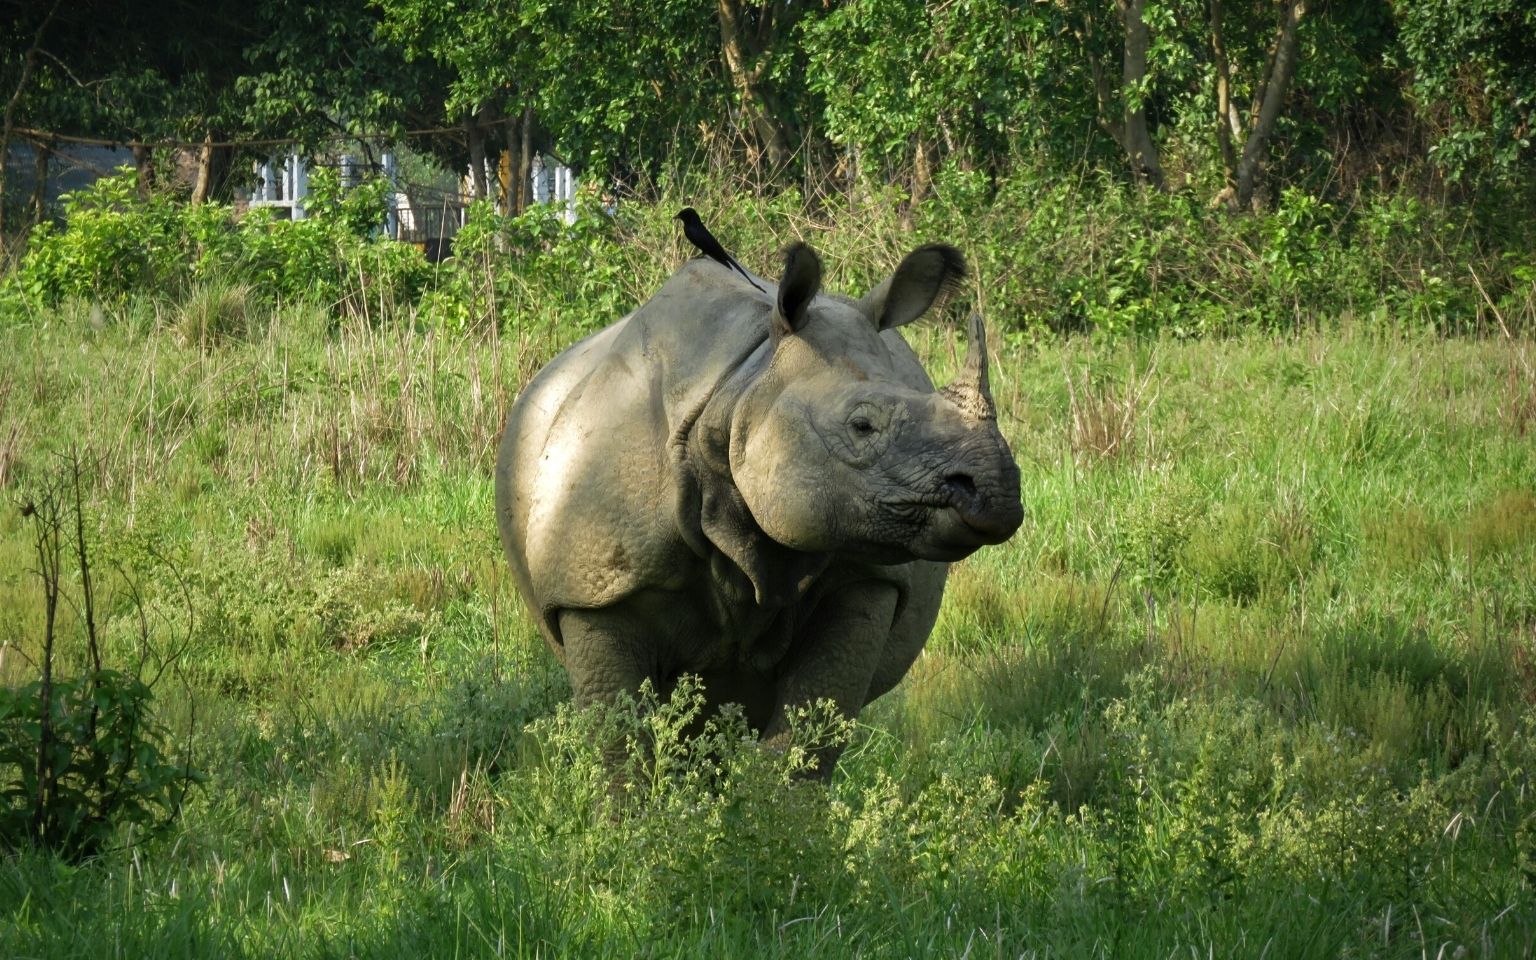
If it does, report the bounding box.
[671,347,830,612]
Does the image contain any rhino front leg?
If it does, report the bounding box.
[762,580,900,778]
[557,605,659,708]
[556,605,664,788]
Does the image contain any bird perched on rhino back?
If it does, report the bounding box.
[674,207,765,292]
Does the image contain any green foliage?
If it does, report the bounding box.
[1,462,203,863]
[4,172,187,306]
[1396,0,1536,186]
[0,170,431,319]
[6,0,1536,244]
[804,0,1098,171]
[302,167,395,238]
[376,0,728,173]
[12,161,1530,342]
[417,198,632,334]
[238,0,424,148]
[0,670,200,860]
[3,304,1536,955]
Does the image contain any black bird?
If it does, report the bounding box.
[674,207,764,292]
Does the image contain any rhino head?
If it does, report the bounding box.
[720,243,1023,567]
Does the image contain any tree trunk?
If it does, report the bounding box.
[466,117,488,201]
[904,134,937,229]
[1079,3,1164,188]
[716,0,796,174]
[1115,0,1164,188]
[1214,0,1307,210]
[1208,0,1238,194]
[497,148,512,215]
[1076,9,1123,147]
[131,144,155,198]
[190,132,215,204]
[516,105,533,215]
[0,3,58,237]
[28,139,50,222]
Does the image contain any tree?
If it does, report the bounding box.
[1069,0,1176,189]
[1394,0,1536,189]
[0,0,289,206]
[715,0,816,174]
[0,1,59,234]
[805,0,1099,196]
[1107,0,1166,187]
[240,0,427,148]
[1209,0,1308,209]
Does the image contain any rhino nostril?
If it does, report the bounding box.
[943,473,977,501]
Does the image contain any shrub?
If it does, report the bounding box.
[0,669,198,859]
[2,460,203,861]
[2,172,185,307]
[3,157,1533,337]
[417,198,634,334]
[0,168,432,322]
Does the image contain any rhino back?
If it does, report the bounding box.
[495,263,774,639]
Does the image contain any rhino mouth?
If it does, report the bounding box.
[942,472,1021,541]
[883,472,1022,561]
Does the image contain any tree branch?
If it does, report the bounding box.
[1231,0,1306,208]
[0,0,62,237]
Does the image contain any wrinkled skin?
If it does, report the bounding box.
[495,242,1022,774]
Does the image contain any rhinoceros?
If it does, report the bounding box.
[495,242,1022,772]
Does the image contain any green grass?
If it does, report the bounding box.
[2,294,1536,958]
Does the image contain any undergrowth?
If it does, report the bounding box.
[0,284,1533,954]
[3,161,1534,339]
[0,164,1534,955]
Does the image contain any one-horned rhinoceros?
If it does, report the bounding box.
[495,241,1022,773]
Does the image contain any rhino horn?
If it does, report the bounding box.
[940,313,995,421]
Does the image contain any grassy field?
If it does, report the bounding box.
[2,292,1535,958]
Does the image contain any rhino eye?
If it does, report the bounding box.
[850,416,876,436]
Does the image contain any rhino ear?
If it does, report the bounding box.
[859,244,966,330]
[772,243,822,339]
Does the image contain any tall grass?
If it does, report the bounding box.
[1,262,1534,955]
[2,162,1535,957]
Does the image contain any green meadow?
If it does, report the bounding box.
[2,270,1534,955]
[8,0,1536,951]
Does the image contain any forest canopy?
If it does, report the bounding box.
[2,0,1533,210]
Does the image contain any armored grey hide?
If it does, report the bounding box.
[495,242,1022,774]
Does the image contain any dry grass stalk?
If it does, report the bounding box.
[1064,362,1157,465]
[1471,267,1536,436]
[0,370,18,486]
[0,421,21,487]
[1505,347,1535,436]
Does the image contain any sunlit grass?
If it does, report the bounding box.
[2,296,1535,957]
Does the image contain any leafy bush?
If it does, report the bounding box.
[0,670,199,860]
[0,169,432,321]
[3,172,187,307]
[3,157,1532,338]
[513,678,863,927]
[417,198,634,334]
[2,462,203,861]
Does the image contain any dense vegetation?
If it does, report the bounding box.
[5,1,1536,335]
[3,0,1536,955]
[3,0,1536,215]
[0,172,1534,953]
